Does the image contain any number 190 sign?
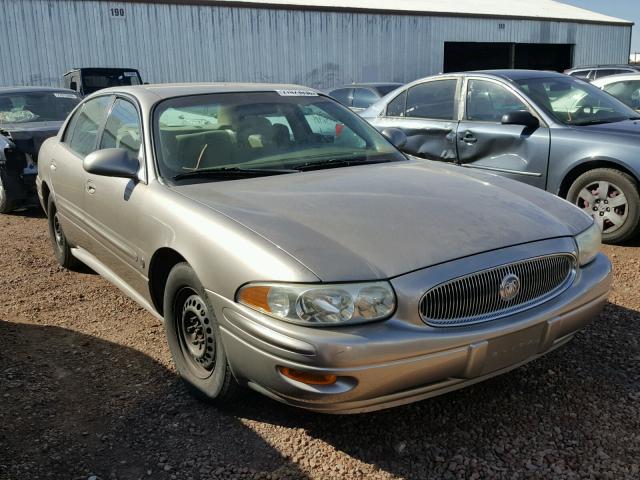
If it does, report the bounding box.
[109,7,126,19]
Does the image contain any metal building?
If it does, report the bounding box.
[0,0,633,89]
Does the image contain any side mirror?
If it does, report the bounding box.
[380,127,407,150]
[83,148,140,179]
[501,110,540,129]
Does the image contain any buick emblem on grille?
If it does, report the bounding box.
[499,273,521,301]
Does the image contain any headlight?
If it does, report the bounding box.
[574,221,601,266]
[236,282,396,326]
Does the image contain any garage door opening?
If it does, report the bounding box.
[443,42,574,73]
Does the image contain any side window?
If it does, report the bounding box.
[594,69,621,79]
[99,98,142,158]
[603,81,640,109]
[329,88,353,107]
[352,88,378,109]
[466,79,528,122]
[386,91,407,117]
[405,80,457,120]
[66,96,112,157]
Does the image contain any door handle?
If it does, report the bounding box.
[50,161,57,171]
[86,183,96,195]
[461,132,478,144]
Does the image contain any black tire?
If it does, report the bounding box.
[47,197,79,269]
[567,168,640,244]
[163,262,240,405]
[0,170,16,214]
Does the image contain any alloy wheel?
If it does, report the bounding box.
[576,180,628,234]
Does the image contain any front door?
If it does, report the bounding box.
[82,97,151,301]
[52,95,113,246]
[370,78,460,161]
[455,77,550,189]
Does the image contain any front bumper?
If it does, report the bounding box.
[208,240,612,414]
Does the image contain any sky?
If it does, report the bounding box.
[559,0,640,54]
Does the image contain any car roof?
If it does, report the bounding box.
[592,72,640,85]
[94,82,321,100]
[0,86,79,94]
[568,64,640,71]
[331,83,403,89]
[468,69,568,81]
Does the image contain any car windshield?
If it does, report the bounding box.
[0,91,80,124]
[82,71,142,95]
[515,76,637,126]
[153,91,405,180]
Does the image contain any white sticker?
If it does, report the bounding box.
[124,72,137,77]
[54,93,78,99]
[276,89,318,97]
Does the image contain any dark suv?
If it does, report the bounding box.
[63,68,143,96]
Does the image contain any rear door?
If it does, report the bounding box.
[455,77,550,189]
[369,77,460,161]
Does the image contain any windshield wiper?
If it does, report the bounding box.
[292,157,394,172]
[173,166,297,181]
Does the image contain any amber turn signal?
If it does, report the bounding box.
[237,285,272,312]
[278,367,338,385]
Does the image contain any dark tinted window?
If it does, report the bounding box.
[82,71,142,95]
[352,88,379,108]
[67,96,112,157]
[594,69,630,79]
[466,79,527,122]
[405,80,457,119]
[569,69,591,79]
[329,88,352,106]
[99,99,142,158]
[386,91,407,117]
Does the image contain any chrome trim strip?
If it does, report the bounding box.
[461,164,543,177]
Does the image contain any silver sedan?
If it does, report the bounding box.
[37,84,611,413]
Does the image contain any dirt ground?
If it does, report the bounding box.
[0,210,639,480]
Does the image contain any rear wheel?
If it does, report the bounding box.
[47,197,78,269]
[567,168,640,244]
[163,262,240,405]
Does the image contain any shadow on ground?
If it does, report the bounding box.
[0,320,306,480]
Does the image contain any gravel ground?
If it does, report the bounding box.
[0,210,639,480]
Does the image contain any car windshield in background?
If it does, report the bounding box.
[0,91,80,124]
[82,71,142,95]
[153,91,405,180]
[515,76,637,126]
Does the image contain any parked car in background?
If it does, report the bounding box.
[362,70,640,244]
[64,68,143,96]
[37,83,610,413]
[328,83,402,111]
[592,73,640,111]
[564,64,640,81]
[0,87,80,213]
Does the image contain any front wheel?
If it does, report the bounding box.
[567,168,640,244]
[0,170,16,214]
[163,262,240,405]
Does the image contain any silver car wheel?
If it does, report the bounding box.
[577,180,628,234]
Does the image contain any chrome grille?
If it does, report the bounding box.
[419,254,576,327]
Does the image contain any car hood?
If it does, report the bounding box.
[574,118,640,136]
[0,121,63,158]
[171,160,591,281]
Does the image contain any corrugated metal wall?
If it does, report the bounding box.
[0,0,631,88]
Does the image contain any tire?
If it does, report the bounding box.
[47,197,79,269]
[163,262,240,405]
[0,170,16,214]
[567,168,640,244]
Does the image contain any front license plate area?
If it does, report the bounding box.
[481,324,545,375]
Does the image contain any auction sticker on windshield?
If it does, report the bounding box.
[276,89,318,96]
[54,93,78,99]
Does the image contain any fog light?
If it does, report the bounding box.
[278,367,337,385]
